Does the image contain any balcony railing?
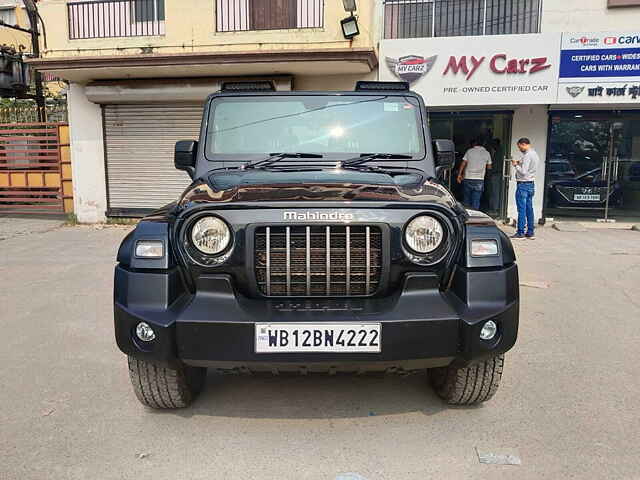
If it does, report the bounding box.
[383,0,542,39]
[216,0,324,33]
[68,0,165,40]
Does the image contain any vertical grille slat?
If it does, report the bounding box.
[366,226,371,295]
[326,226,331,296]
[345,225,351,296]
[285,226,291,296]
[306,226,311,296]
[255,225,382,297]
[266,226,271,296]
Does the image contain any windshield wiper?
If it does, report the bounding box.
[241,152,323,170]
[340,153,413,168]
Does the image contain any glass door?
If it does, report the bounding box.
[546,112,640,220]
[612,118,640,220]
[429,111,513,218]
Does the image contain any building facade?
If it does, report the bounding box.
[28,0,378,222]
[28,0,640,223]
[0,0,29,49]
[380,0,640,223]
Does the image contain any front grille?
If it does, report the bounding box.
[255,225,383,297]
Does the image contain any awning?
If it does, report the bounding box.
[26,48,378,84]
[84,76,293,104]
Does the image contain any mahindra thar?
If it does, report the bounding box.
[114,81,519,408]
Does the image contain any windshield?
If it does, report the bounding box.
[550,162,572,173]
[205,95,425,161]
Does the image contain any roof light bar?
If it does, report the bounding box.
[221,81,276,92]
[355,81,410,92]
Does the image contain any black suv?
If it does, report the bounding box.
[114,82,519,408]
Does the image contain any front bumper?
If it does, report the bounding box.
[114,263,519,372]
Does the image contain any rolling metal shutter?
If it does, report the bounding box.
[104,104,203,213]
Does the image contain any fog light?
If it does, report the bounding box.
[480,320,498,340]
[136,322,156,342]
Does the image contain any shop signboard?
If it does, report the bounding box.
[558,32,640,104]
[379,33,561,107]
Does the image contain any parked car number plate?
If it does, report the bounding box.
[574,194,600,201]
[255,323,381,353]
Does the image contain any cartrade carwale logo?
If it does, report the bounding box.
[385,55,437,84]
[617,34,640,45]
[570,36,600,47]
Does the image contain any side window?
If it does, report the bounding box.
[0,7,16,25]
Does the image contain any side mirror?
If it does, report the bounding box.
[433,139,456,170]
[175,140,198,178]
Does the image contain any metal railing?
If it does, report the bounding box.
[216,0,323,33]
[68,0,166,40]
[383,0,542,39]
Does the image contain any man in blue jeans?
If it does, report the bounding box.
[512,138,539,240]
[457,138,492,210]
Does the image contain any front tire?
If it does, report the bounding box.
[127,356,206,409]
[428,354,504,405]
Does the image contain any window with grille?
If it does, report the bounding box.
[216,0,324,32]
[384,0,542,39]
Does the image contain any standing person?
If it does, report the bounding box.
[457,138,492,210]
[488,138,504,212]
[512,138,539,240]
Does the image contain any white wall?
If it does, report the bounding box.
[542,0,640,32]
[507,105,549,223]
[295,72,377,91]
[67,83,107,223]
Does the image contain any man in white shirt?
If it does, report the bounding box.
[457,139,492,210]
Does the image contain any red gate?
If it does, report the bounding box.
[0,122,72,214]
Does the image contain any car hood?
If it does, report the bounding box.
[177,169,457,208]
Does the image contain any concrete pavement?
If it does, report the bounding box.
[1,224,639,479]
[0,216,64,241]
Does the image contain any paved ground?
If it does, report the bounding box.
[1,223,639,479]
[0,216,64,241]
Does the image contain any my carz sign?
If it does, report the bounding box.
[380,33,561,106]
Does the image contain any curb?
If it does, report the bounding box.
[552,222,587,232]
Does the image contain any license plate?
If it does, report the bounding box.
[574,194,600,201]
[255,323,381,353]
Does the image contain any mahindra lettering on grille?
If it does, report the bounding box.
[254,225,382,297]
[283,211,354,221]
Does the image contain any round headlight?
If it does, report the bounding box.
[405,215,444,254]
[191,216,231,255]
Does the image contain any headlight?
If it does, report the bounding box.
[405,215,444,254]
[191,216,231,255]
